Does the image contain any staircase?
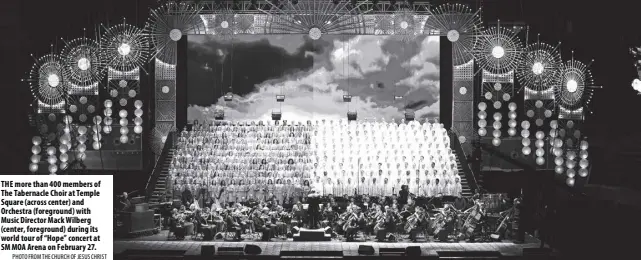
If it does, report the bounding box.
[453,153,473,197]
[449,131,479,197]
[148,148,174,204]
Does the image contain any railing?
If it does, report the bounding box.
[144,131,175,202]
[449,131,478,193]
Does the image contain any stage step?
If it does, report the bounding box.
[454,153,473,196]
[149,149,175,204]
[293,228,332,241]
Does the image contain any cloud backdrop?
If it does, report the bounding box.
[187,34,440,122]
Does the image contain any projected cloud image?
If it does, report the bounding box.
[187,34,440,122]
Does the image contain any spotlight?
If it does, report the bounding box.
[77,58,90,71]
[47,74,60,87]
[492,46,505,59]
[566,79,578,93]
[118,43,131,56]
[532,62,544,75]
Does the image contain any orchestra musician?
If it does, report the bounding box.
[118,192,131,211]
[344,206,363,242]
[224,210,243,241]
[407,207,428,242]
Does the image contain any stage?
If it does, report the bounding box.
[114,231,551,259]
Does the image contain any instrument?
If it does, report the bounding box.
[374,212,386,231]
[405,213,418,233]
[481,193,506,213]
[459,201,485,239]
[343,213,358,231]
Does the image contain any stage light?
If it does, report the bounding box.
[120,135,129,144]
[48,164,58,174]
[532,62,544,75]
[522,137,531,146]
[135,100,143,109]
[32,136,42,145]
[492,137,501,146]
[169,29,183,41]
[508,128,516,137]
[478,102,487,111]
[447,30,460,42]
[118,43,131,56]
[508,102,517,111]
[478,119,487,128]
[578,168,588,177]
[31,154,40,163]
[309,27,322,40]
[579,159,589,168]
[536,156,545,165]
[120,127,129,135]
[59,153,68,163]
[29,163,38,173]
[522,146,531,155]
[555,165,564,174]
[400,21,409,29]
[77,57,91,71]
[93,142,101,150]
[566,79,578,93]
[221,21,229,29]
[493,101,502,109]
[103,126,112,134]
[47,146,56,156]
[134,125,143,134]
[632,79,641,93]
[478,128,487,136]
[566,168,575,178]
[521,129,530,138]
[566,177,575,187]
[521,120,530,129]
[47,74,60,87]
[492,46,505,59]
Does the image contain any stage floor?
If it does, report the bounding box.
[114,231,548,258]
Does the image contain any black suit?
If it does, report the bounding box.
[307,196,321,229]
[182,189,194,207]
[399,189,409,205]
[225,215,242,240]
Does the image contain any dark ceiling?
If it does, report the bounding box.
[1,0,640,189]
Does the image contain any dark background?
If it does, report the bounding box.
[2,0,640,193]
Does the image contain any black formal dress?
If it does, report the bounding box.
[307,195,322,229]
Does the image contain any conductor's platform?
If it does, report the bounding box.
[293,228,332,241]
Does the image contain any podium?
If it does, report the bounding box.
[117,202,156,237]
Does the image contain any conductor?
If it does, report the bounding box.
[307,190,322,229]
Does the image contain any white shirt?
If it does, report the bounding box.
[383,182,394,196]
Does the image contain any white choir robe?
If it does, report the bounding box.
[324,182,335,196]
[453,183,463,197]
[428,184,438,198]
[420,184,431,197]
[370,183,383,197]
[436,185,446,197]
[358,182,369,195]
[313,181,324,196]
[333,183,344,196]
[410,183,421,196]
[383,183,394,196]
[443,184,453,196]
[393,182,403,196]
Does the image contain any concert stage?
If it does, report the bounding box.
[114,232,550,259]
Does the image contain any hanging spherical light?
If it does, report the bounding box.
[134,125,143,134]
[555,165,564,174]
[92,142,101,150]
[120,127,129,135]
[492,138,501,146]
[493,121,502,129]
[521,120,530,129]
[535,157,544,165]
[478,102,487,111]
[32,145,41,155]
[59,162,68,171]
[521,129,530,138]
[48,164,58,174]
[579,150,588,159]
[536,148,545,157]
[578,168,588,177]
[566,168,576,178]
[30,154,40,164]
[77,143,87,153]
[522,137,531,146]
[134,117,143,126]
[566,178,575,187]
[29,163,39,173]
[580,140,589,150]
[59,153,68,163]
[522,146,531,155]
[492,129,501,138]
[478,128,487,136]
[579,159,589,168]
[478,111,487,120]
[103,126,112,134]
[566,159,576,169]
[508,128,517,137]
[120,135,129,144]
[46,146,56,156]
[32,136,42,145]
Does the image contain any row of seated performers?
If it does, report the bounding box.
[166,189,517,243]
[176,180,463,213]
